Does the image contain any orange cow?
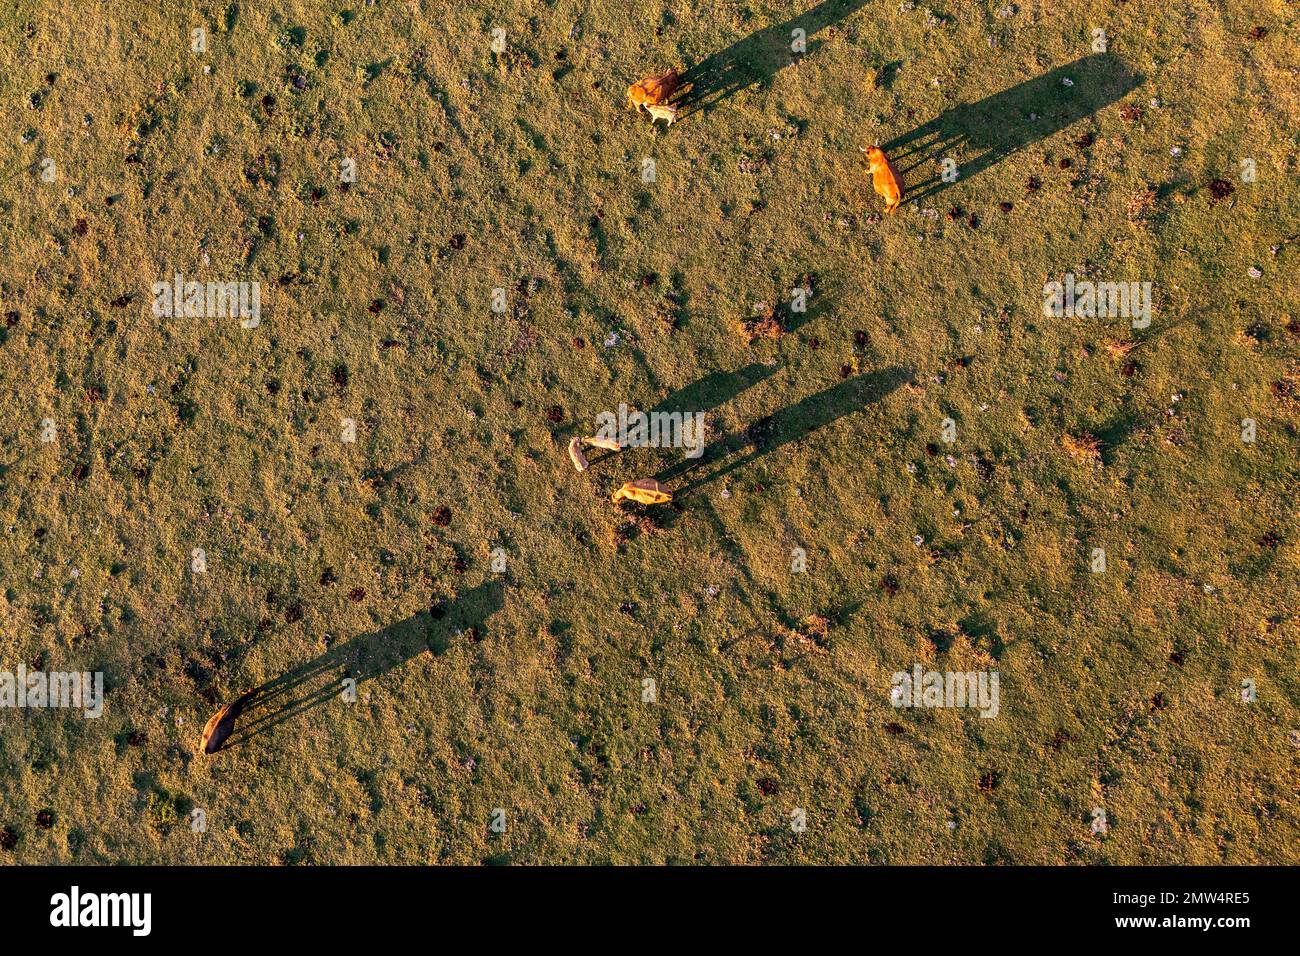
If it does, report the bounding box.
[861,146,903,214]
[628,68,686,117]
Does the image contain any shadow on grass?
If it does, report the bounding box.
[217,581,504,751]
[651,362,780,417]
[679,0,870,116]
[882,53,1142,205]
[656,365,911,496]
[583,362,782,470]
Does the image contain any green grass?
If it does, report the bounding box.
[0,0,1297,864]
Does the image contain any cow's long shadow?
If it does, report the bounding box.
[679,0,870,116]
[656,365,911,497]
[882,53,1142,205]
[584,362,781,470]
[584,287,834,471]
[219,581,504,750]
[650,362,779,418]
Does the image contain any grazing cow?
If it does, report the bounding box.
[628,68,687,120]
[861,146,903,214]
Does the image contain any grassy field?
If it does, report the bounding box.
[0,0,1297,864]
